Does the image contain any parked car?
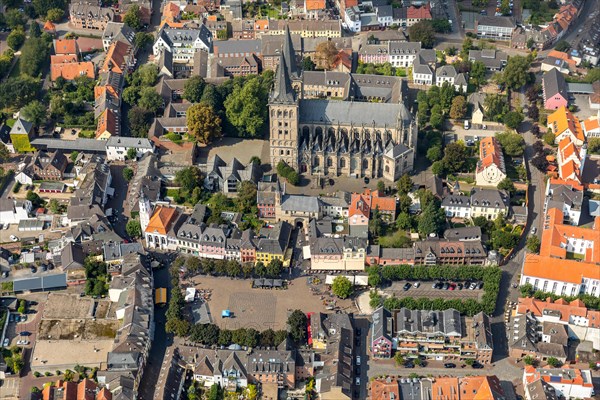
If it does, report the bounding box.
[443,282,450,290]
[356,356,361,366]
[472,362,484,369]
[19,331,30,336]
[41,265,47,272]
[444,363,456,368]
[404,362,415,368]
[413,282,420,288]
[457,283,463,290]
[432,282,439,289]
[16,340,29,345]
[355,377,360,386]
[2,271,8,278]
[19,316,27,322]
[9,235,19,242]
[30,267,36,274]
[403,283,411,291]
[477,282,484,290]
[2,338,8,347]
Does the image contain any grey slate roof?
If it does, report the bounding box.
[30,138,107,153]
[477,15,515,28]
[106,136,153,149]
[280,194,320,213]
[443,226,482,241]
[13,273,67,292]
[470,188,509,209]
[395,308,462,337]
[436,65,457,78]
[9,118,33,136]
[213,39,261,54]
[468,49,508,69]
[299,99,404,126]
[543,68,568,101]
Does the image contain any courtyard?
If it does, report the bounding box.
[188,275,356,331]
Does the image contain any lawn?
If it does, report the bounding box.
[10,134,35,152]
[5,119,15,128]
[79,130,96,139]
[166,188,179,198]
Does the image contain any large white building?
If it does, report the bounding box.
[106,136,154,161]
[153,26,212,64]
[0,199,32,225]
[441,189,509,220]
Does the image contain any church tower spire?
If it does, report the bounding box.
[271,53,296,104]
[282,24,297,78]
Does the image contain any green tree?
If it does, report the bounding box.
[126,219,141,238]
[46,8,64,22]
[134,32,153,49]
[396,174,413,195]
[224,76,269,137]
[126,148,137,160]
[69,151,79,162]
[504,111,524,129]
[21,100,47,128]
[128,106,153,138]
[543,130,556,146]
[332,276,353,299]
[7,27,25,50]
[500,55,531,90]
[124,4,142,30]
[427,145,443,163]
[302,56,315,71]
[48,199,62,214]
[429,104,444,129]
[497,177,516,193]
[523,355,536,366]
[137,87,163,113]
[122,167,134,181]
[377,180,386,194]
[287,310,307,344]
[266,258,283,278]
[496,131,525,157]
[394,352,405,366]
[470,60,487,87]
[175,166,202,193]
[484,94,509,122]
[449,95,467,120]
[186,103,222,144]
[5,9,26,29]
[183,76,206,103]
[418,202,446,236]
[588,138,600,154]
[367,266,382,287]
[235,181,257,214]
[396,212,413,231]
[20,37,51,77]
[500,0,510,14]
[408,21,435,48]
[442,142,467,173]
[26,190,45,208]
[526,235,541,253]
[431,18,451,33]
[546,357,560,367]
[554,41,569,52]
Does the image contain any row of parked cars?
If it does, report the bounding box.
[432,281,483,290]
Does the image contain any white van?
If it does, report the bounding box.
[464,120,470,130]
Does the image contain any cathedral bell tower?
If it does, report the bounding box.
[269,49,299,170]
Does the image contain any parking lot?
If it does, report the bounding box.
[189,275,356,332]
[386,280,484,300]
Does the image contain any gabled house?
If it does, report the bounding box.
[32,150,68,181]
[543,69,569,110]
[204,155,261,194]
[144,206,180,250]
[545,179,584,226]
[96,109,120,140]
[547,107,585,146]
[101,41,135,76]
[468,49,508,71]
[556,136,584,184]
[9,117,34,152]
[69,3,114,30]
[102,22,135,52]
[476,137,506,187]
[371,306,393,358]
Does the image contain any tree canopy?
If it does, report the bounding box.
[183,76,206,103]
[287,310,307,344]
[332,276,353,299]
[408,21,435,48]
[186,103,222,144]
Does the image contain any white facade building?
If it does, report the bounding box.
[153,26,212,64]
[106,136,154,161]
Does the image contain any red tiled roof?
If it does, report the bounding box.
[407,3,432,19]
[101,41,131,74]
[54,38,78,55]
[50,61,95,81]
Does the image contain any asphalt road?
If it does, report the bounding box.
[105,164,130,239]
[137,252,176,399]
